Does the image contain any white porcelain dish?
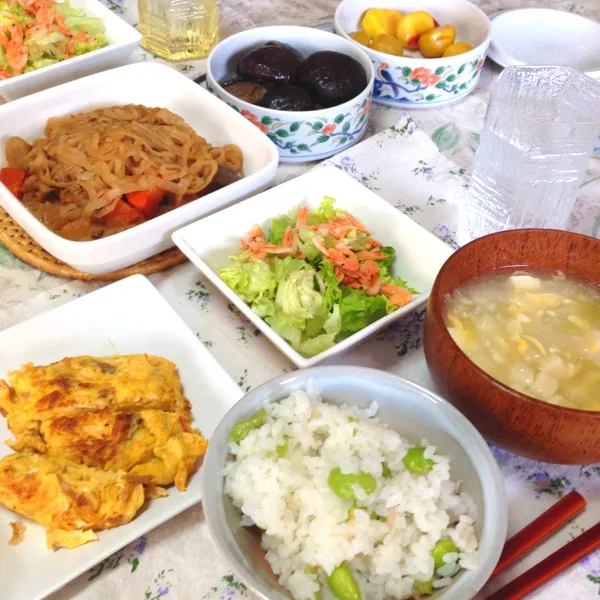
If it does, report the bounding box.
[0,62,279,275]
[206,25,374,163]
[0,274,243,600]
[0,0,141,102]
[487,8,600,78]
[202,367,508,600]
[335,0,491,108]
[172,166,454,368]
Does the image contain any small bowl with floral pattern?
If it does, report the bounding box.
[335,0,491,108]
[206,25,375,163]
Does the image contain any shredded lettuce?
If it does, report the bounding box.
[0,0,108,78]
[218,197,414,358]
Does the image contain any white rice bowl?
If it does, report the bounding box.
[223,388,479,600]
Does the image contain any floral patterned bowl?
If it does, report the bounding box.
[206,26,374,163]
[335,0,492,108]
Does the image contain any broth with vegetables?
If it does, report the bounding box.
[445,272,600,411]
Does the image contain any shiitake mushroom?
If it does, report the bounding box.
[261,85,315,111]
[218,42,367,112]
[222,77,270,105]
[237,41,304,84]
[297,51,367,108]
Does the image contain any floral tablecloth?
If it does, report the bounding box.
[1,0,600,599]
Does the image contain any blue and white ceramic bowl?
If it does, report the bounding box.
[335,0,492,108]
[206,26,374,163]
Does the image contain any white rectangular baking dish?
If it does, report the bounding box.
[0,62,280,274]
[0,0,142,101]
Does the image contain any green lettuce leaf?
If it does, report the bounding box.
[340,228,371,251]
[317,260,342,312]
[272,256,311,280]
[296,332,337,357]
[0,1,34,25]
[339,289,388,335]
[266,311,304,347]
[297,228,321,262]
[219,259,276,304]
[275,269,323,321]
[308,196,343,225]
[71,33,108,56]
[379,246,395,268]
[268,215,294,245]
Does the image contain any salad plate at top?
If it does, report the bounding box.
[0,0,141,101]
[173,166,453,368]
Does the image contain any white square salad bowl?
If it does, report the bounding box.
[0,62,280,275]
[172,166,454,368]
[0,0,142,101]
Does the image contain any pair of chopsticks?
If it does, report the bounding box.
[486,490,600,599]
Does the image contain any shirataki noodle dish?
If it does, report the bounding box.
[224,389,479,600]
[445,271,600,410]
[1,105,244,241]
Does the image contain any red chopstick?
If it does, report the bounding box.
[487,520,600,600]
[492,490,587,577]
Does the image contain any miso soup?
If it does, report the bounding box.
[445,271,600,411]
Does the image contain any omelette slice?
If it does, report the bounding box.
[0,355,207,491]
[30,409,207,491]
[0,354,189,440]
[0,453,146,550]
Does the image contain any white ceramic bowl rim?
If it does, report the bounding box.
[206,25,375,117]
[202,366,508,600]
[334,0,492,64]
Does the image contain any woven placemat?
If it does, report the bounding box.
[0,208,187,281]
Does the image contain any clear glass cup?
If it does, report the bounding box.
[457,66,600,246]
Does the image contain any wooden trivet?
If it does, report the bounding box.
[0,208,187,281]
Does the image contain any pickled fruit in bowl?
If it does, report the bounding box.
[349,30,371,47]
[349,8,475,61]
[396,10,436,50]
[297,50,367,108]
[443,41,474,57]
[371,34,403,56]
[419,25,457,58]
[361,8,402,37]
[237,41,304,84]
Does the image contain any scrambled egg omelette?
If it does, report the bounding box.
[0,354,208,550]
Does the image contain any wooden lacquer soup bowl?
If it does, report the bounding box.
[424,229,600,464]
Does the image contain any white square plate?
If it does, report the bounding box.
[0,275,243,600]
[0,0,141,102]
[0,62,279,275]
[173,166,454,368]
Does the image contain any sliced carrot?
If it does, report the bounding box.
[105,199,144,226]
[126,188,166,219]
[0,167,27,198]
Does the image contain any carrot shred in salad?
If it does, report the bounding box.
[219,197,417,357]
[0,0,108,79]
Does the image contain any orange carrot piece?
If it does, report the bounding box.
[105,199,144,226]
[126,188,166,219]
[0,167,26,198]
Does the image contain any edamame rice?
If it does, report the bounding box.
[223,390,479,600]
